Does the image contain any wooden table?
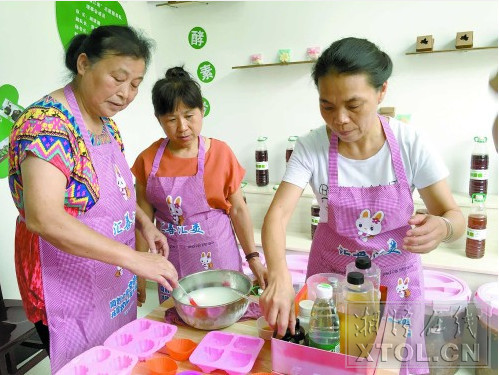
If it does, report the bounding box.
[131,298,272,374]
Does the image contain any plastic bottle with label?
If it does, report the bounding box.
[338,272,379,357]
[469,136,489,197]
[311,197,320,239]
[255,136,269,187]
[346,256,381,299]
[286,136,298,163]
[308,283,340,352]
[466,193,487,259]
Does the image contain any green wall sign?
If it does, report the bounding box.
[0,84,24,179]
[56,1,127,50]
[197,61,216,83]
[202,97,210,117]
[189,27,207,49]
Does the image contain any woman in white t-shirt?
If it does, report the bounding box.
[259,37,465,373]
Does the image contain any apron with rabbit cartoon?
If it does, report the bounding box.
[146,136,242,303]
[307,115,427,374]
[37,85,137,373]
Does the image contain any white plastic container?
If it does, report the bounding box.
[297,299,314,333]
[474,282,498,375]
[423,270,471,375]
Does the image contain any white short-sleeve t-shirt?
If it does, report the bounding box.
[283,117,449,223]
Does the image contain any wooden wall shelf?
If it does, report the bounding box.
[406,46,497,55]
[232,60,315,70]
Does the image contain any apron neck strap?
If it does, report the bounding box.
[329,114,408,186]
[151,135,206,176]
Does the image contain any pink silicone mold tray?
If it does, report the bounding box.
[189,331,264,375]
[103,318,177,361]
[55,345,138,375]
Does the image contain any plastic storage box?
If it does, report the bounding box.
[474,282,498,375]
[423,269,471,375]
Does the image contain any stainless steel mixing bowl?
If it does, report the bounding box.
[171,269,252,330]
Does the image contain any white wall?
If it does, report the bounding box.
[147,0,498,194]
[0,1,497,298]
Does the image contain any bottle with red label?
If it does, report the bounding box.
[466,193,487,259]
[469,136,489,197]
[255,136,269,187]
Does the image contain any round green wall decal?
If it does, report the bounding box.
[202,97,210,117]
[197,61,216,83]
[0,84,24,179]
[188,27,207,49]
[56,1,127,50]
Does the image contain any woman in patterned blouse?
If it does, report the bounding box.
[8,25,178,373]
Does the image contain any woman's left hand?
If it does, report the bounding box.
[403,213,447,253]
[248,258,268,289]
[139,222,170,257]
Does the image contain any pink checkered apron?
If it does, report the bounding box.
[37,85,137,373]
[146,136,242,303]
[306,115,428,374]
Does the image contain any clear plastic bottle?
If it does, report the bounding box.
[466,193,487,259]
[469,136,489,197]
[255,136,269,187]
[308,283,340,352]
[286,136,298,163]
[311,197,320,239]
[346,256,381,298]
[338,272,379,357]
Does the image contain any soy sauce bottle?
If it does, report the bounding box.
[469,136,489,197]
[255,136,269,186]
[466,193,487,259]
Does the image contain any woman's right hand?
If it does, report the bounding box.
[259,271,296,337]
[130,252,178,292]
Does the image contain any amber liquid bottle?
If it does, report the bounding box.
[469,136,489,197]
[255,136,269,187]
[466,193,487,259]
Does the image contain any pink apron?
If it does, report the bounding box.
[37,85,137,373]
[306,116,428,374]
[146,136,242,303]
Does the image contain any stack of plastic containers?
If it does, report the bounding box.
[474,282,498,375]
[423,270,471,375]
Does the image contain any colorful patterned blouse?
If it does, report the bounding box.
[8,94,125,324]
